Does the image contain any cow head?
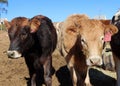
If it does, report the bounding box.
[80,20,118,66]
[4,17,35,59]
[112,10,120,26]
[63,14,118,66]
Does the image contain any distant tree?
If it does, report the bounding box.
[0,0,8,13]
[0,0,7,30]
[0,0,8,4]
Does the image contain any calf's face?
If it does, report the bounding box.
[4,17,34,58]
[64,16,118,66]
[77,20,103,66]
[78,20,117,66]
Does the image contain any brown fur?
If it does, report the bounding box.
[100,20,111,25]
[100,20,118,35]
[5,16,57,86]
[10,17,29,27]
[4,17,29,31]
[62,14,118,86]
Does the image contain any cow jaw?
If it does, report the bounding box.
[7,50,22,59]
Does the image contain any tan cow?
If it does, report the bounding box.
[60,14,118,86]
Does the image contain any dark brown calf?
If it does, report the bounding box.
[4,15,57,86]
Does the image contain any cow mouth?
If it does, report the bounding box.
[7,50,22,59]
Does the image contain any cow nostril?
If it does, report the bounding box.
[90,59,94,64]
[90,58,100,65]
[7,51,15,57]
[10,52,14,56]
[7,51,22,58]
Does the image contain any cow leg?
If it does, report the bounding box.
[24,56,36,86]
[66,56,77,86]
[43,55,52,86]
[31,73,36,86]
[73,65,89,86]
[69,65,89,86]
[74,69,85,86]
[84,67,92,86]
[68,66,77,86]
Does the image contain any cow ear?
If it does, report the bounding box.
[4,20,11,30]
[104,24,118,35]
[30,19,41,33]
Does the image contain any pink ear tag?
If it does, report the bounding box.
[104,32,112,42]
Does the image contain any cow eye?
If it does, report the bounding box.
[81,38,88,49]
[100,36,104,44]
[81,38,86,45]
[20,33,27,40]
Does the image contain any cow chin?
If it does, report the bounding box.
[7,50,22,59]
[86,56,103,66]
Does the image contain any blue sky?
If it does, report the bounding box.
[1,0,120,22]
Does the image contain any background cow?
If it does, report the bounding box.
[58,14,118,86]
[110,10,120,86]
[53,22,68,57]
[100,20,116,71]
[4,15,57,86]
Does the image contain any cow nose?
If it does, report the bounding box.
[7,51,15,57]
[90,58,100,64]
[7,51,21,59]
[86,56,103,66]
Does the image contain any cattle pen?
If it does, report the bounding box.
[0,30,117,86]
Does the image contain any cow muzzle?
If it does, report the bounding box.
[86,56,103,66]
[7,50,22,59]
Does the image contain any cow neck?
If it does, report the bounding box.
[23,33,42,56]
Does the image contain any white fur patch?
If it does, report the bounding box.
[7,50,22,59]
[86,56,103,66]
[114,10,120,21]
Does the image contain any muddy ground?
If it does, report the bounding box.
[0,31,117,86]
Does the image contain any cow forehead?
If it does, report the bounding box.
[9,17,29,32]
[81,26,104,37]
[8,18,29,37]
[80,20,104,39]
[10,17,29,27]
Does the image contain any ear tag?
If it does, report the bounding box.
[104,32,112,42]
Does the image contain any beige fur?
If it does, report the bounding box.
[62,14,118,86]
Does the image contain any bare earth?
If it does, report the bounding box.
[0,31,117,86]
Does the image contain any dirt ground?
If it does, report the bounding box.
[0,31,117,86]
